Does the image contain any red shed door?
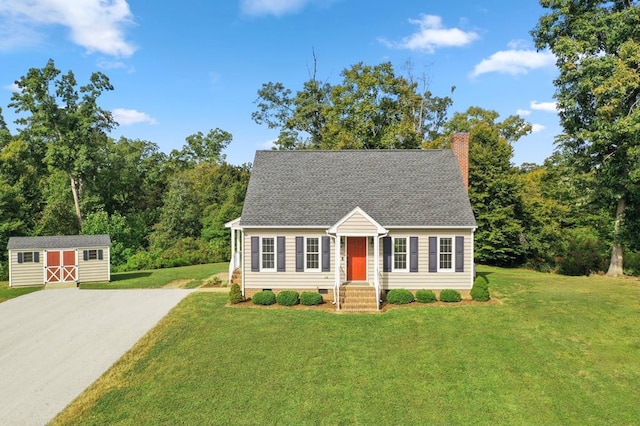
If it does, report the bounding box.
[347,237,367,281]
[46,250,77,283]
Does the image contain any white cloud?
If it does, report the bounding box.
[112,108,156,126]
[470,48,555,77]
[530,100,557,112]
[241,0,309,16]
[381,14,478,53]
[531,123,546,133]
[517,109,531,117]
[259,138,277,149]
[0,0,136,57]
[3,82,20,92]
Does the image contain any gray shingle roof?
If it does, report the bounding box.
[240,150,476,228]
[6,235,111,250]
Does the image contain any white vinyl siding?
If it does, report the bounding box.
[78,247,110,283]
[8,250,43,287]
[335,211,380,234]
[244,229,334,290]
[379,230,474,290]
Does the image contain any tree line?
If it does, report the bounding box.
[1,1,639,279]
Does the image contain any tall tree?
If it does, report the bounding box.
[8,59,115,228]
[532,0,640,276]
[434,107,531,266]
[252,61,452,149]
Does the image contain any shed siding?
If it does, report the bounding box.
[243,229,335,290]
[78,247,110,283]
[9,250,43,287]
[335,211,380,234]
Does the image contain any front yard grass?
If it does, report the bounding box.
[54,266,640,425]
[0,280,41,303]
[79,262,228,289]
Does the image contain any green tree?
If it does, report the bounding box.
[437,107,531,266]
[169,128,232,168]
[8,59,115,228]
[253,61,452,149]
[532,0,640,276]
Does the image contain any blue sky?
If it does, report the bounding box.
[0,0,560,167]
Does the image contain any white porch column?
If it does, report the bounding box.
[228,227,236,283]
[335,234,341,310]
[373,235,380,311]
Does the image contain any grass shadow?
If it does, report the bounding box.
[111,271,152,281]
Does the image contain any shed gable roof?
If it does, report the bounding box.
[240,150,476,228]
[7,235,111,250]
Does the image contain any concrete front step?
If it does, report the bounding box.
[45,282,77,290]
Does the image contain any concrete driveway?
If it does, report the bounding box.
[0,288,193,425]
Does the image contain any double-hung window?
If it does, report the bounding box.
[261,237,275,271]
[393,237,408,271]
[305,237,320,271]
[439,237,453,271]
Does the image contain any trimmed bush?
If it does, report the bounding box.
[276,290,299,306]
[300,292,323,306]
[439,289,462,302]
[470,280,490,302]
[416,289,437,303]
[252,290,276,305]
[229,283,243,304]
[386,289,415,305]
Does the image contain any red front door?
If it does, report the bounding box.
[46,250,77,283]
[347,237,367,281]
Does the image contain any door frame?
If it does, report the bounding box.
[346,236,368,282]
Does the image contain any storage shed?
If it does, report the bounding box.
[6,235,111,287]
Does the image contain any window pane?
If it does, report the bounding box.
[262,238,274,269]
[439,238,452,269]
[23,252,33,262]
[88,250,98,260]
[394,238,407,270]
[306,238,319,269]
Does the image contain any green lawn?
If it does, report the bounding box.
[80,263,228,289]
[0,280,41,303]
[54,266,640,425]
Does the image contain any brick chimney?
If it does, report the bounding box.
[451,132,469,190]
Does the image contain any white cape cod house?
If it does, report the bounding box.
[227,134,476,311]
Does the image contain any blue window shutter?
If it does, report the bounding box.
[382,236,392,272]
[410,237,419,272]
[322,236,330,272]
[295,237,304,272]
[455,236,464,272]
[98,249,104,260]
[34,252,40,263]
[428,237,437,273]
[251,237,259,272]
[17,252,23,264]
[83,250,88,261]
[277,237,286,272]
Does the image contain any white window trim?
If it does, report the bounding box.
[304,236,321,272]
[438,236,454,272]
[392,236,409,272]
[261,237,276,272]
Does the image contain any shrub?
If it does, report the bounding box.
[386,289,414,305]
[439,289,461,302]
[252,290,276,305]
[470,280,490,302]
[300,292,323,306]
[276,290,299,306]
[416,289,437,303]
[229,283,243,304]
